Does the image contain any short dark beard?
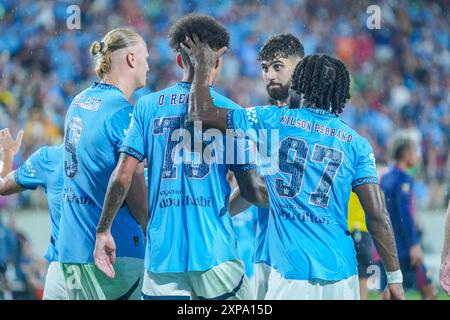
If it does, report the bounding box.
[266,83,289,102]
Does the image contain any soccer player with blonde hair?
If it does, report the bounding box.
[58,28,149,300]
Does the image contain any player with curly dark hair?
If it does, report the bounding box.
[96,14,265,300]
[168,13,230,81]
[228,33,305,300]
[258,34,304,106]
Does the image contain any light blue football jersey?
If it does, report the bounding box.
[228,106,378,281]
[120,81,255,273]
[58,82,145,263]
[15,145,64,262]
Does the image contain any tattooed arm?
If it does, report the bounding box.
[94,153,140,278]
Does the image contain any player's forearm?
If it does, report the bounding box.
[189,65,228,132]
[355,184,401,272]
[0,171,24,196]
[0,152,14,177]
[234,170,269,208]
[366,210,401,272]
[443,201,450,260]
[97,169,133,233]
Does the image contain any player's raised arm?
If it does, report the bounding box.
[441,201,450,295]
[0,128,25,195]
[181,34,229,132]
[95,153,140,278]
[354,183,404,300]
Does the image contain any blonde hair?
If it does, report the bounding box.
[90,28,142,79]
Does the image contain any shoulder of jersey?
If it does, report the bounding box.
[256,104,278,110]
[137,84,180,106]
[99,89,134,112]
[211,91,242,110]
[336,117,367,144]
[33,145,53,165]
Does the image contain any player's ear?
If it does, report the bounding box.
[126,52,136,68]
[177,54,184,69]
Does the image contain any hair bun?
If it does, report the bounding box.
[90,41,102,55]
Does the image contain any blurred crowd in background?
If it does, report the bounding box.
[0,0,449,299]
[0,0,449,210]
[0,215,46,300]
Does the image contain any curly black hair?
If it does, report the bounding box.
[168,14,230,51]
[290,54,351,115]
[258,33,305,62]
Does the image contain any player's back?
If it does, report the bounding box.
[257,106,378,281]
[59,82,144,263]
[124,81,251,273]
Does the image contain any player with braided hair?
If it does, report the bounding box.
[289,54,350,114]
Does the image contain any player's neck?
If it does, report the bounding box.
[182,72,214,86]
[277,99,288,107]
[182,72,193,83]
[100,75,135,100]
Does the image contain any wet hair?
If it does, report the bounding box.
[258,33,305,62]
[392,137,416,161]
[90,28,142,79]
[168,13,230,66]
[290,54,351,115]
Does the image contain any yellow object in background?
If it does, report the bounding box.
[347,191,367,233]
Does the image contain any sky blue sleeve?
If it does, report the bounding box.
[119,96,148,162]
[15,147,50,190]
[224,108,257,173]
[351,138,379,190]
[211,92,257,172]
[227,106,277,141]
[105,103,133,151]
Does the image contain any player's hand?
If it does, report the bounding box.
[382,283,405,300]
[0,128,23,157]
[180,34,227,70]
[409,244,423,267]
[440,256,450,295]
[94,230,116,279]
